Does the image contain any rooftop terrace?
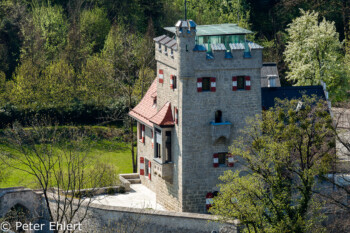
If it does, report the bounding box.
[164,23,252,36]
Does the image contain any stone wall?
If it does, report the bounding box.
[50,200,240,233]
[175,25,263,213]
[0,187,46,219]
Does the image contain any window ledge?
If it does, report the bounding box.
[153,157,163,165]
[153,158,173,165]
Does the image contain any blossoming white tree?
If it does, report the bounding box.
[284,10,349,101]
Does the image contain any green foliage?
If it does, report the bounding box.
[284,10,349,100]
[171,0,251,29]
[31,1,68,62]
[79,55,115,105]
[0,0,27,79]
[80,7,111,54]
[210,96,335,233]
[0,71,5,102]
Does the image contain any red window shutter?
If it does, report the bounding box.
[197,78,202,92]
[213,153,219,167]
[151,130,154,148]
[232,76,237,91]
[210,77,216,92]
[174,107,178,124]
[227,154,234,167]
[170,75,174,89]
[142,125,145,143]
[245,76,251,90]
[148,161,151,180]
[206,192,214,210]
[140,157,145,175]
[159,69,164,83]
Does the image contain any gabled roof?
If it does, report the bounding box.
[261,63,281,88]
[129,79,174,127]
[261,86,325,110]
[149,102,174,126]
[128,79,158,127]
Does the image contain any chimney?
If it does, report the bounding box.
[267,75,276,87]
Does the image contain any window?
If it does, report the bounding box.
[170,49,174,58]
[145,158,149,176]
[202,78,211,91]
[215,110,222,123]
[139,123,145,143]
[153,97,157,108]
[213,153,234,167]
[197,77,216,92]
[155,129,162,159]
[218,153,226,165]
[237,76,245,90]
[138,123,142,140]
[158,43,161,51]
[165,131,171,162]
[233,76,250,91]
[170,75,176,89]
[164,46,168,55]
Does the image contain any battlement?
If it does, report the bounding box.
[154,39,263,70]
[154,22,263,70]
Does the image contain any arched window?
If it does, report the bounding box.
[215,110,222,123]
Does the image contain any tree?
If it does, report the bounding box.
[31,1,68,63]
[103,24,140,173]
[79,55,115,105]
[210,96,335,233]
[80,7,111,54]
[284,10,349,101]
[314,105,350,232]
[0,119,114,233]
[0,0,27,80]
[169,0,251,29]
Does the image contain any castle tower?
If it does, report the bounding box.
[129,20,263,213]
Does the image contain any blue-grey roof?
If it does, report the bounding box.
[261,86,325,110]
[153,35,178,50]
[165,24,252,36]
[193,44,207,52]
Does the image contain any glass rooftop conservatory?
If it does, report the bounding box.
[164,23,252,55]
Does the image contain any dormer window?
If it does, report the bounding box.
[153,97,157,108]
[215,110,222,123]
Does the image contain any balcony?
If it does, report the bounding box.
[153,158,173,183]
[210,121,232,143]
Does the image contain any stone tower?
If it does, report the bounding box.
[129,19,263,213]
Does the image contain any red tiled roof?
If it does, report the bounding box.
[149,102,174,126]
[128,79,174,127]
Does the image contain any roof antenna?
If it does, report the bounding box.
[185,0,187,21]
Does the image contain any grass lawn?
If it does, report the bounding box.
[0,127,134,189]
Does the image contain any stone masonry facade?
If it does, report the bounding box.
[130,20,263,213]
